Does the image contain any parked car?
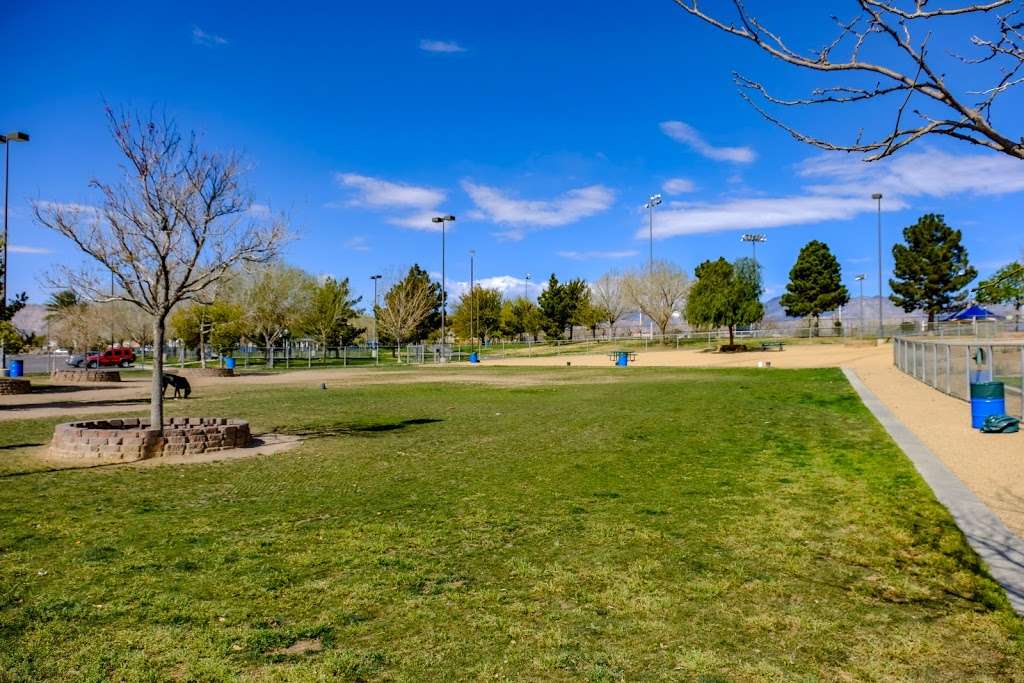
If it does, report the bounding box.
[85,347,136,368]
[65,352,92,368]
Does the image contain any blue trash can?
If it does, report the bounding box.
[616,351,629,367]
[7,359,23,378]
[469,352,479,364]
[224,357,236,370]
[970,382,1005,429]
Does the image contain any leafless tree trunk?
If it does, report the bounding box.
[674,0,1024,161]
[592,271,630,332]
[623,261,690,338]
[35,107,286,431]
[377,275,436,362]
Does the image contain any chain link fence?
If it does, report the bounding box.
[894,337,1024,420]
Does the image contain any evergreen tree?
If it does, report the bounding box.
[781,240,849,334]
[686,257,764,346]
[977,261,1024,329]
[538,274,568,339]
[562,278,589,340]
[890,214,977,323]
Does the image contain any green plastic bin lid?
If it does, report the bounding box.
[970,381,1005,399]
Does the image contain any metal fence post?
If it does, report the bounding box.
[945,343,951,395]
[932,343,938,389]
[965,345,972,394]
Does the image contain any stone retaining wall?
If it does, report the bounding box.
[50,417,251,462]
[177,367,234,377]
[0,378,31,395]
[51,369,122,383]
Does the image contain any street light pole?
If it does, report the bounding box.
[469,249,475,346]
[643,194,662,273]
[370,274,382,366]
[431,215,455,360]
[873,192,884,338]
[740,233,767,265]
[1,131,30,371]
[524,273,530,301]
[855,274,866,338]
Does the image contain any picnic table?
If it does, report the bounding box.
[760,341,785,352]
[608,350,637,367]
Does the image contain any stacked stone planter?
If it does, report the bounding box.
[51,369,121,383]
[178,367,234,378]
[0,378,31,395]
[50,417,251,462]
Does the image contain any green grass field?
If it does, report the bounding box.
[1,367,1022,680]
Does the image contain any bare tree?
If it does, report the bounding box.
[674,1,1024,161]
[591,271,630,336]
[35,107,286,431]
[623,260,691,338]
[376,273,436,359]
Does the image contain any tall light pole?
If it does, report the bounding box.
[740,233,767,264]
[872,192,884,338]
[855,274,866,338]
[524,273,530,301]
[370,274,382,366]
[643,194,662,272]
[469,249,475,345]
[1,131,29,371]
[431,215,455,359]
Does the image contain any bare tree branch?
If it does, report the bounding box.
[673,0,1024,161]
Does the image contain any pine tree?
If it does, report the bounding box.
[780,240,849,334]
[890,214,977,323]
[538,274,567,339]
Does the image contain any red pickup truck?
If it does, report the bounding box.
[86,347,136,368]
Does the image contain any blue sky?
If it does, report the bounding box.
[3,1,1022,308]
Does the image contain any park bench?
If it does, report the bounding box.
[608,351,637,367]
[760,341,785,352]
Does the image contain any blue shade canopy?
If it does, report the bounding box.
[944,304,997,321]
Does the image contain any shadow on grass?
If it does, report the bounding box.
[0,443,45,451]
[274,417,442,440]
[28,384,127,395]
[0,397,149,413]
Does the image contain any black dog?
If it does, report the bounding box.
[162,373,192,399]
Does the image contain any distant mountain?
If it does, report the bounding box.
[762,295,1015,323]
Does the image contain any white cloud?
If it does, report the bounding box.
[344,236,370,252]
[246,203,271,217]
[462,182,615,236]
[192,26,228,47]
[798,148,1024,198]
[334,173,448,231]
[448,275,545,299]
[660,121,756,164]
[646,195,908,239]
[559,249,639,261]
[662,178,696,195]
[645,147,1024,240]
[419,39,467,53]
[8,245,52,255]
[32,200,100,217]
